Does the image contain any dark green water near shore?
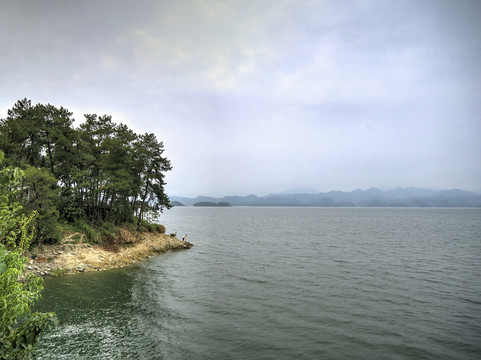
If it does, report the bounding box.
[35,207,481,359]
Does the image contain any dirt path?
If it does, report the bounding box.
[25,232,192,277]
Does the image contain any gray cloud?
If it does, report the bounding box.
[1,0,480,196]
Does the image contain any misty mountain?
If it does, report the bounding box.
[274,187,319,195]
[384,187,436,199]
[170,188,481,207]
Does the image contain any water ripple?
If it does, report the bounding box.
[36,208,481,359]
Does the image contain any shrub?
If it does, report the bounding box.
[0,154,57,358]
[75,221,101,244]
[102,235,120,253]
[50,268,67,278]
[71,234,82,243]
[137,219,157,232]
[34,216,61,245]
[100,222,118,239]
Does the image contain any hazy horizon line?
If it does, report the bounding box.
[171,186,481,199]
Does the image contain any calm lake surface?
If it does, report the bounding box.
[35,207,481,359]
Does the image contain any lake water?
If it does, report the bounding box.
[35,207,481,359]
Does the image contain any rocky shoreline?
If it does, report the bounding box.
[25,231,192,278]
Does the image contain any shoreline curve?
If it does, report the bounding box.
[25,232,193,277]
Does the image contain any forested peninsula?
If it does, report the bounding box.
[0,99,190,273]
[0,99,192,357]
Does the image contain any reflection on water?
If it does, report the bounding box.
[35,268,141,358]
[36,208,481,359]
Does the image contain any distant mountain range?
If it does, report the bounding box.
[170,187,481,207]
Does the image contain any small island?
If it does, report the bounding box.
[170,201,185,206]
[193,201,231,207]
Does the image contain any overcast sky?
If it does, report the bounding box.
[1,0,480,196]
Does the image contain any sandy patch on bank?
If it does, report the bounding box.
[25,232,192,277]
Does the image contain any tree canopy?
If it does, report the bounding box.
[0,99,172,244]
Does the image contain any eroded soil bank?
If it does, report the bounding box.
[25,231,192,277]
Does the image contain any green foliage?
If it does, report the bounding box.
[22,166,61,245]
[74,221,101,244]
[0,160,37,252]
[0,99,173,243]
[70,234,82,243]
[135,219,166,233]
[56,188,85,223]
[0,151,57,359]
[73,220,122,246]
[137,219,155,232]
[0,167,24,248]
